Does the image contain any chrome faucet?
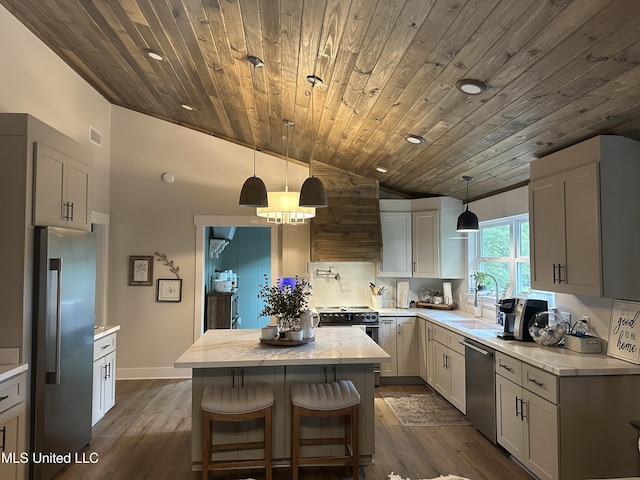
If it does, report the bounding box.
[482,273,500,324]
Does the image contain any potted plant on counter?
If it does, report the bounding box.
[258,275,311,336]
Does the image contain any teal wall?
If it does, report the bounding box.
[206,227,271,329]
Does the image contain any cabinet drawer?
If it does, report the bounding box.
[448,331,465,355]
[522,364,558,404]
[495,352,522,385]
[94,333,116,360]
[0,374,25,415]
[433,325,450,346]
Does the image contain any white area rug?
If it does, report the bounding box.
[389,474,470,480]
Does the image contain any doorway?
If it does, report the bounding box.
[204,226,270,329]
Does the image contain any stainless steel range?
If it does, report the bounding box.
[316,306,380,385]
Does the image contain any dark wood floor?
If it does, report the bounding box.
[55,379,533,480]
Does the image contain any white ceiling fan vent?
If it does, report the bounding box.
[89,126,102,146]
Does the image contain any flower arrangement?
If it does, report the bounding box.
[258,275,311,330]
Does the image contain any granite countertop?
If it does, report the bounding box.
[175,326,391,369]
[0,363,28,383]
[379,307,640,377]
[94,324,121,340]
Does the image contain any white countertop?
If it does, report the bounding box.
[0,363,28,383]
[380,307,640,377]
[175,326,391,369]
[94,324,120,340]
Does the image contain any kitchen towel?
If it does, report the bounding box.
[396,280,410,308]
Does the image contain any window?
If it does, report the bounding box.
[470,214,530,295]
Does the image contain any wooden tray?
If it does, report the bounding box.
[416,302,457,310]
[260,336,315,347]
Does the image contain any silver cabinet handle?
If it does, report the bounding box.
[515,396,520,418]
[0,395,8,402]
[528,378,545,388]
[499,363,514,373]
[46,258,63,385]
[520,399,527,420]
[0,426,5,453]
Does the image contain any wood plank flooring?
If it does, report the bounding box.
[55,380,533,480]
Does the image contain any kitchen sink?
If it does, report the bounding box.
[449,319,501,330]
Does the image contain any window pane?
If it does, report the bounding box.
[478,262,510,294]
[519,221,530,257]
[480,225,510,257]
[517,261,531,294]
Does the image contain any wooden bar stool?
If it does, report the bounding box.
[201,384,274,480]
[290,380,360,480]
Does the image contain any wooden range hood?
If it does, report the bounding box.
[310,162,381,262]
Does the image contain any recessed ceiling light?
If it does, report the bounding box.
[375,166,388,173]
[405,134,426,144]
[180,103,195,111]
[456,79,488,95]
[144,48,165,61]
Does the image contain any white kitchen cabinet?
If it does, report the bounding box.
[495,353,559,480]
[281,223,310,277]
[432,324,465,412]
[418,318,428,382]
[93,332,117,425]
[379,317,419,378]
[377,211,412,277]
[33,142,91,232]
[529,135,640,299]
[0,372,27,480]
[378,198,464,279]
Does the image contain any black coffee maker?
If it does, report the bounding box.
[497,298,548,341]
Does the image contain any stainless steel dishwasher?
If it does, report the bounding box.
[461,337,496,444]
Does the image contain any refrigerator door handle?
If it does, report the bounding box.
[46,257,63,385]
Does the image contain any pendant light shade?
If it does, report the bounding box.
[299,74,328,208]
[456,175,479,232]
[238,175,268,207]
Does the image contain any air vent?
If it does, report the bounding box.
[89,126,102,146]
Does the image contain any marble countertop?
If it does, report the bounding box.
[175,326,391,369]
[0,363,28,383]
[380,307,640,377]
[94,324,120,340]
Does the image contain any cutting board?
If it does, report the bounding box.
[416,301,457,310]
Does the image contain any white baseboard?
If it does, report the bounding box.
[116,367,192,380]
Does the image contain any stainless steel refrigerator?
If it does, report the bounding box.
[31,226,96,480]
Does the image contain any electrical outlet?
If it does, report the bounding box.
[580,315,590,329]
[560,311,571,324]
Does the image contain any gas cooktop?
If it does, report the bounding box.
[315,306,375,312]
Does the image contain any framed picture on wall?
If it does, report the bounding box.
[157,278,182,302]
[128,255,153,286]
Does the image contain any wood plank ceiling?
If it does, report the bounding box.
[3,0,640,202]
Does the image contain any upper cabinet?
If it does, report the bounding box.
[378,197,465,279]
[281,223,310,278]
[529,135,640,299]
[34,142,91,231]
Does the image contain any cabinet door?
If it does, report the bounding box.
[432,341,450,398]
[425,322,435,386]
[397,317,419,376]
[378,212,412,277]
[529,175,562,291]
[560,164,601,296]
[103,351,116,414]
[92,358,104,425]
[65,157,91,231]
[379,318,397,377]
[448,349,465,414]
[412,211,439,278]
[523,390,559,480]
[33,142,66,228]
[418,319,427,381]
[0,403,26,480]
[281,223,310,277]
[496,374,524,461]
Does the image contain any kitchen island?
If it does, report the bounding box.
[175,327,390,470]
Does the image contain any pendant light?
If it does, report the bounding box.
[456,175,479,232]
[256,120,315,224]
[299,74,328,208]
[238,56,268,207]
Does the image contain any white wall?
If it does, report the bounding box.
[0,4,111,214]
[110,107,310,378]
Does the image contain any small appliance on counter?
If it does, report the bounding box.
[497,298,548,341]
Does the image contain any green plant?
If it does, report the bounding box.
[258,275,311,319]
[471,271,489,288]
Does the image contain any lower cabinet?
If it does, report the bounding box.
[0,373,27,480]
[495,352,559,480]
[93,332,117,425]
[432,325,465,413]
[379,317,419,378]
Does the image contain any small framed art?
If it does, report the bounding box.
[128,255,153,286]
[157,278,182,302]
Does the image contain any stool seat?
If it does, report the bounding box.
[291,380,360,410]
[202,384,274,414]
